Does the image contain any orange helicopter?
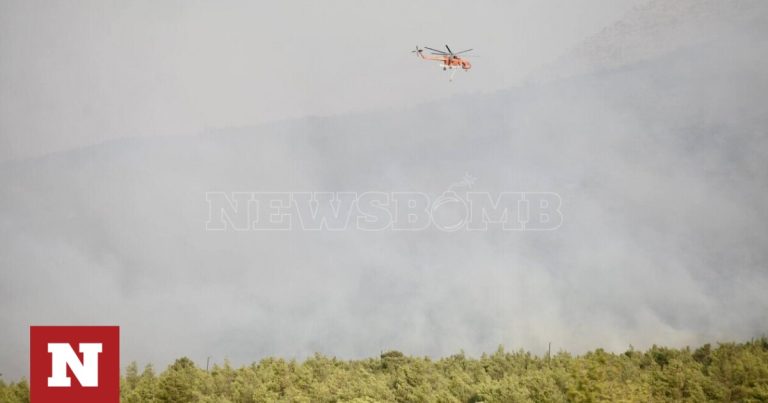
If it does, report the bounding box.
[412,45,473,81]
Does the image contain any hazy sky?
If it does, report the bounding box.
[0,0,643,161]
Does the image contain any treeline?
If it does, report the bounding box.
[2,339,768,402]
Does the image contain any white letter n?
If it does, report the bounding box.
[47,343,102,387]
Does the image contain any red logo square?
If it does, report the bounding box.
[30,326,120,403]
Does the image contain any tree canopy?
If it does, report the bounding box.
[3,338,767,402]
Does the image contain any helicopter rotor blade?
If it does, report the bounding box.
[425,47,449,55]
[445,45,454,55]
[454,48,473,55]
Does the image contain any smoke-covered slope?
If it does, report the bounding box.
[539,0,768,79]
[1,1,767,379]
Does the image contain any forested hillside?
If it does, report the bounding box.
[2,1,767,378]
[3,339,768,402]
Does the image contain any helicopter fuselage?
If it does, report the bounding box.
[419,53,472,70]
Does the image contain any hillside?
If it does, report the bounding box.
[539,0,768,79]
[1,0,767,380]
